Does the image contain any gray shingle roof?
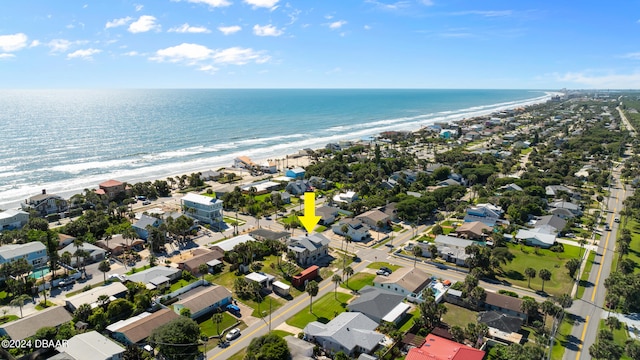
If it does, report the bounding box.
[346,286,405,321]
[304,312,384,353]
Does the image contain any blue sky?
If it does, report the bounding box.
[0,0,639,89]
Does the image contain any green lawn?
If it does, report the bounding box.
[577,250,597,299]
[35,300,56,310]
[367,262,402,272]
[598,319,632,360]
[0,315,18,325]
[226,349,246,360]
[498,243,581,296]
[340,273,375,291]
[269,329,294,338]
[286,292,353,329]
[198,312,240,337]
[397,308,419,333]
[0,291,10,305]
[170,278,198,292]
[621,219,640,274]
[551,315,575,360]
[241,296,286,318]
[125,264,153,275]
[441,303,478,329]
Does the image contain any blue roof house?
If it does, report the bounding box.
[286,167,306,180]
[132,214,162,240]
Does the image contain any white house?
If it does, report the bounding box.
[333,191,358,204]
[304,312,384,356]
[515,228,556,248]
[180,193,224,228]
[21,190,68,217]
[0,209,29,231]
[332,219,371,242]
[55,331,125,360]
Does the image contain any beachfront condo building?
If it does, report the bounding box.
[180,193,224,229]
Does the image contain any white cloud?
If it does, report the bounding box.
[244,0,279,9]
[135,4,144,11]
[218,25,242,35]
[29,40,40,47]
[67,48,101,60]
[47,39,72,53]
[365,0,411,11]
[198,64,218,74]
[364,25,371,30]
[0,33,28,52]
[452,10,513,17]
[151,43,270,68]
[169,23,211,33]
[128,15,160,33]
[253,24,283,36]
[0,53,16,59]
[122,51,140,56]
[556,71,640,89]
[105,16,133,29]
[420,0,434,5]
[329,20,347,29]
[621,52,640,60]
[324,15,334,20]
[183,0,232,7]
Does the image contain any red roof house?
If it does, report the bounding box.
[405,334,485,360]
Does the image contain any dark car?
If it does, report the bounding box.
[380,266,393,274]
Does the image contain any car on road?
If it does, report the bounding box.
[605,224,611,231]
[142,200,151,205]
[380,266,393,274]
[615,217,620,223]
[265,216,272,220]
[226,328,241,341]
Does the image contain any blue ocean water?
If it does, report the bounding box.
[0,89,551,208]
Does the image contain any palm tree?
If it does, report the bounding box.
[539,269,552,292]
[428,244,438,260]
[541,300,556,328]
[98,260,111,283]
[332,274,341,299]
[524,267,536,288]
[344,266,354,287]
[212,313,224,337]
[412,245,422,267]
[557,293,573,309]
[60,251,72,276]
[10,294,31,318]
[306,280,319,312]
[340,224,349,251]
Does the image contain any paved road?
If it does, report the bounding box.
[563,168,629,360]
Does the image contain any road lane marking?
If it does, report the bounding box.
[209,261,367,360]
[592,215,615,302]
[575,315,589,360]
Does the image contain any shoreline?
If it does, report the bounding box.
[0,91,558,210]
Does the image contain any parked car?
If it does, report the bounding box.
[605,224,611,231]
[58,278,75,287]
[142,200,151,205]
[380,266,393,274]
[376,270,390,276]
[226,328,241,341]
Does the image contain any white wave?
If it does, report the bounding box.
[48,159,136,174]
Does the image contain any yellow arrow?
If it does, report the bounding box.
[299,192,321,233]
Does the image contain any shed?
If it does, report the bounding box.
[272,281,290,296]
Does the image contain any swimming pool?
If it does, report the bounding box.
[30,267,50,279]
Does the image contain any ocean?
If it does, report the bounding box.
[0,89,552,209]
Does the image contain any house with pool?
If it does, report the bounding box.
[0,242,48,269]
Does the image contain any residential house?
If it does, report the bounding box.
[292,265,319,288]
[454,221,492,240]
[439,129,454,139]
[379,203,399,222]
[355,209,390,229]
[332,191,358,204]
[483,291,527,321]
[173,285,233,319]
[271,191,291,204]
[534,214,567,233]
[96,235,127,256]
[250,228,290,242]
[548,201,581,216]
[58,234,76,249]
[177,247,225,274]
[234,156,256,169]
[285,335,315,360]
[499,183,523,192]
[215,234,255,252]
[98,180,126,201]
[405,334,485,360]
[304,312,385,356]
[21,190,68,216]
[286,179,313,196]
[180,192,224,228]
[111,308,179,345]
[245,272,275,291]
[65,282,128,312]
[58,242,106,266]
[428,235,483,266]
[124,266,181,289]
[546,185,579,199]
[286,167,306,179]
[332,219,371,242]
[316,205,340,225]
[240,180,281,194]
[0,209,29,231]
[53,331,125,360]
[199,170,223,181]
[0,242,48,268]
[515,228,556,248]
[464,203,504,226]
[132,214,162,240]
[287,234,330,267]
[437,179,461,187]
[259,160,277,174]
[373,267,431,298]
[347,285,410,324]
[309,176,328,190]
[478,311,524,344]
[0,306,72,341]
[550,207,576,220]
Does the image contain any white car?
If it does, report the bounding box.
[226,328,241,341]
